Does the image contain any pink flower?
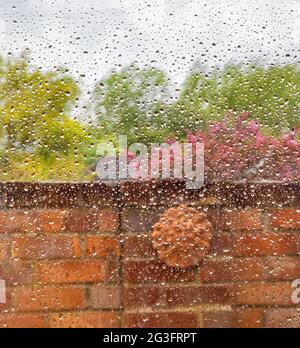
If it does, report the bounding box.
[187,131,203,144]
[248,120,259,134]
[256,132,264,148]
[283,129,297,149]
[182,113,300,182]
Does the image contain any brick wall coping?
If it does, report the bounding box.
[0,180,299,209]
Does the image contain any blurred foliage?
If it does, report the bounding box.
[94,64,171,145]
[95,63,300,143]
[0,54,90,181]
[173,64,300,137]
[1,55,300,181]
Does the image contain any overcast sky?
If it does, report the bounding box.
[0,0,299,120]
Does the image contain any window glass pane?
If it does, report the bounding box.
[1,0,300,331]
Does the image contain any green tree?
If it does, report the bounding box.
[94,64,300,143]
[0,55,89,180]
[94,64,170,145]
[173,64,300,135]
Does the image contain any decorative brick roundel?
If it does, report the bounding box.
[152,205,213,269]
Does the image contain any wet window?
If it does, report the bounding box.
[0,0,299,330]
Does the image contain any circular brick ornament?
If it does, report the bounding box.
[152,205,212,269]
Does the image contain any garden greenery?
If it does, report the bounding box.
[0,55,299,181]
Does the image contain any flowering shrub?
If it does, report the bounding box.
[96,113,300,182]
[187,112,300,182]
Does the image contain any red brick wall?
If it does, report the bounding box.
[0,182,299,328]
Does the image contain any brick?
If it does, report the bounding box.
[210,233,232,256]
[120,181,193,206]
[270,208,300,230]
[124,261,196,283]
[0,314,46,328]
[211,209,262,231]
[235,308,264,328]
[98,208,119,232]
[124,312,198,328]
[49,311,119,328]
[0,210,67,233]
[37,185,82,209]
[0,211,24,233]
[265,308,300,328]
[203,311,235,328]
[14,286,86,311]
[81,185,119,207]
[234,282,295,305]
[232,233,297,256]
[121,182,164,206]
[203,309,263,328]
[37,260,106,284]
[3,184,82,209]
[90,286,122,309]
[264,257,300,280]
[64,209,99,233]
[106,260,121,283]
[124,286,160,308]
[12,236,81,259]
[200,259,263,283]
[0,240,8,261]
[124,234,156,258]
[0,261,32,285]
[167,286,233,306]
[85,236,120,258]
[23,210,66,233]
[122,207,164,233]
